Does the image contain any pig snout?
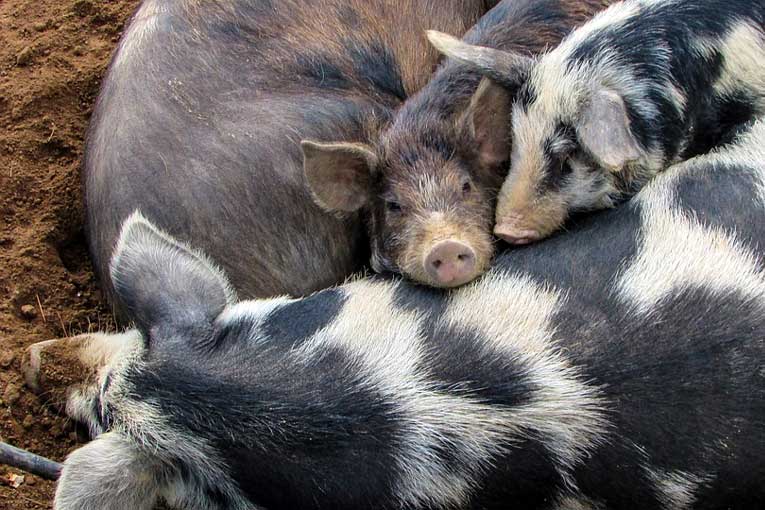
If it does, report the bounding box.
[493,213,543,245]
[493,224,541,245]
[424,240,478,287]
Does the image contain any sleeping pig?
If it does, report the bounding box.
[430,0,765,243]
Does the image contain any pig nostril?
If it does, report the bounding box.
[432,259,443,269]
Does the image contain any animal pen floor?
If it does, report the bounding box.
[0,1,139,507]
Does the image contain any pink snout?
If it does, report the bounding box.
[493,223,542,245]
[424,240,477,287]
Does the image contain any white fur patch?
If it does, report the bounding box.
[292,279,491,507]
[445,271,610,489]
[55,432,161,510]
[552,494,604,510]
[711,22,765,112]
[644,465,712,510]
[618,196,765,314]
[216,296,296,331]
[619,124,765,313]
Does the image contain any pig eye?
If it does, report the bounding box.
[386,200,402,213]
[462,181,472,194]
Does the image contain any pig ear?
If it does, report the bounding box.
[578,89,643,173]
[426,30,535,86]
[109,211,236,338]
[301,140,377,213]
[458,77,513,171]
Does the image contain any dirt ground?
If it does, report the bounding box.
[0,1,140,507]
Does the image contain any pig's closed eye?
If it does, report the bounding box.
[386,200,402,212]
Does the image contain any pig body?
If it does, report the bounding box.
[84,0,494,304]
[56,121,765,509]
[302,0,613,288]
[435,0,765,242]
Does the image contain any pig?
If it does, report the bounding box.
[51,119,765,509]
[430,0,765,243]
[302,0,613,288]
[84,0,497,308]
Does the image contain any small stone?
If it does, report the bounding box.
[25,475,37,486]
[2,384,21,406]
[33,22,48,32]
[0,352,14,368]
[15,46,34,66]
[20,304,36,320]
[51,424,65,438]
[72,0,94,17]
[7,473,24,488]
[22,415,34,429]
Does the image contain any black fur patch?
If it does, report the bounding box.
[344,39,407,101]
[667,160,765,267]
[130,341,404,510]
[567,284,765,507]
[495,198,643,296]
[390,277,448,318]
[294,53,353,90]
[423,323,537,408]
[261,288,347,347]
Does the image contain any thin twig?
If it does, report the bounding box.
[35,295,46,323]
[56,312,68,338]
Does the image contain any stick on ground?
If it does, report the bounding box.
[0,441,62,480]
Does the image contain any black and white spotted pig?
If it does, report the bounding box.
[52,121,765,509]
[431,0,765,243]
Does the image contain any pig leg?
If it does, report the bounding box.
[54,432,161,510]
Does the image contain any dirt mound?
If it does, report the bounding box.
[0,0,138,507]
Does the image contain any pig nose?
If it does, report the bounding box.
[494,223,541,245]
[424,240,477,287]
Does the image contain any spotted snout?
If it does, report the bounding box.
[424,240,478,287]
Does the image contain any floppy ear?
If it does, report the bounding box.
[301,140,377,213]
[109,212,236,339]
[426,30,535,87]
[458,77,513,171]
[578,89,643,173]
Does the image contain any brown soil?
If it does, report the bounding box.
[0,1,139,508]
